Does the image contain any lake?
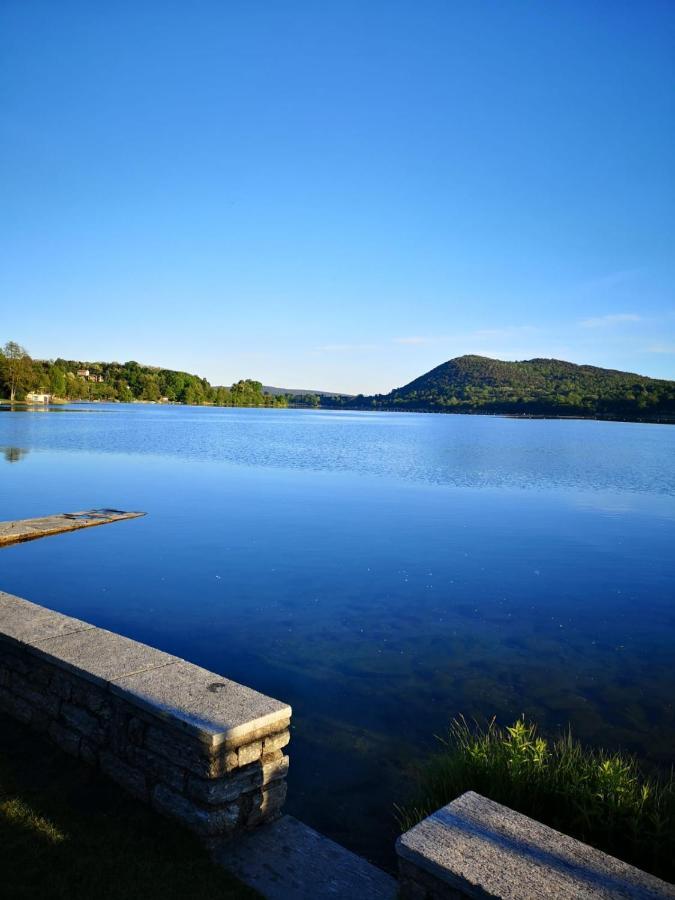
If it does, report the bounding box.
[1,404,674,868]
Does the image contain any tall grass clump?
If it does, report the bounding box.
[397,717,675,882]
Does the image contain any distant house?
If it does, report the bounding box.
[74,368,104,383]
[25,392,52,404]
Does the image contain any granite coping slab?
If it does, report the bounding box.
[213,814,398,900]
[0,591,94,646]
[112,660,291,748]
[0,591,291,750]
[396,791,675,900]
[31,627,177,687]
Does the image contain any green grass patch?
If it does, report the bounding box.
[397,716,675,882]
[0,714,258,899]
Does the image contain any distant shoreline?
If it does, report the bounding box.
[4,351,672,422]
[2,398,673,425]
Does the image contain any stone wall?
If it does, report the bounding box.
[0,591,291,841]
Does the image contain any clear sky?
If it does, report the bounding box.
[1,1,674,393]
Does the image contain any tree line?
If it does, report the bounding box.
[0,341,288,408]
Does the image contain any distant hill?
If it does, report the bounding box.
[355,355,675,421]
[263,385,354,399]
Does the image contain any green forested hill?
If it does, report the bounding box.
[362,355,675,420]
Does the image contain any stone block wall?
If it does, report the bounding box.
[0,591,291,841]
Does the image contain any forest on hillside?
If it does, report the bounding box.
[0,341,287,407]
[352,355,675,420]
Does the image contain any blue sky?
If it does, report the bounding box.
[1,1,674,393]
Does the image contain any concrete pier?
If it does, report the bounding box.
[0,509,145,546]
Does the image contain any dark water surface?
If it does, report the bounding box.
[1,405,674,867]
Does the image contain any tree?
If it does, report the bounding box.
[140,374,160,401]
[214,386,231,406]
[1,341,32,402]
[49,366,67,398]
[184,381,205,405]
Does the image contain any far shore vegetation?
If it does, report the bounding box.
[0,340,289,408]
[397,716,675,882]
[2,340,674,420]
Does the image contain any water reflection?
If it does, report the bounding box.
[0,403,90,414]
[2,446,29,463]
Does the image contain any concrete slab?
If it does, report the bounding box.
[31,627,176,687]
[0,591,93,647]
[0,509,145,547]
[213,815,398,900]
[396,791,675,899]
[111,660,291,748]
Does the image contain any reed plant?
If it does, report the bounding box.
[397,717,675,882]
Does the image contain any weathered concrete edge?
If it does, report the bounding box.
[0,510,146,546]
[0,592,291,748]
[213,815,399,900]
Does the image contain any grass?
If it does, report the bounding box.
[397,716,675,883]
[0,713,258,899]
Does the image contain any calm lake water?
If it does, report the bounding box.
[1,404,674,867]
